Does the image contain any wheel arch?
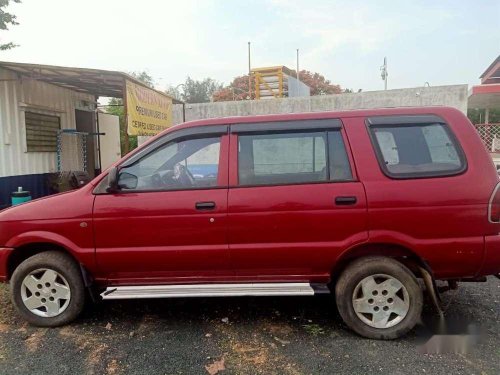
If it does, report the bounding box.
[331,242,429,284]
[7,242,73,280]
[4,230,95,282]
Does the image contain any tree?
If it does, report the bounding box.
[105,71,154,155]
[296,70,342,95]
[213,75,253,102]
[164,85,182,101]
[468,108,500,124]
[178,77,223,103]
[343,88,362,93]
[129,71,154,88]
[0,0,21,50]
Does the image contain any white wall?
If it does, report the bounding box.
[0,67,94,177]
[173,84,468,124]
[133,84,469,147]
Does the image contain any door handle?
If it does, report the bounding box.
[195,201,216,210]
[335,196,357,205]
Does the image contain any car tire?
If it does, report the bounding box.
[335,256,423,340]
[11,251,85,327]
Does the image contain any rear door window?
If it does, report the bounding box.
[369,122,465,178]
[237,129,352,186]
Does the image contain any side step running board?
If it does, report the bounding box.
[101,282,330,300]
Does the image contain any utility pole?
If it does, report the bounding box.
[380,57,388,90]
[296,48,300,83]
[248,42,251,99]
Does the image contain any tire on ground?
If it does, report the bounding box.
[335,256,423,340]
[11,251,85,327]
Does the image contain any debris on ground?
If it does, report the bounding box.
[205,358,225,375]
[273,336,290,346]
[302,324,325,336]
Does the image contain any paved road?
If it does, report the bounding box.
[0,278,498,375]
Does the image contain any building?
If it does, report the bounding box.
[468,55,500,166]
[0,61,180,208]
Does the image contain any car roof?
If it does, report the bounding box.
[125,106,463,163]
[172,106,461,132]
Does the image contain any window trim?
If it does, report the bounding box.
[366,115,467,180]
[231,119,341,134]
[121,125,228,168]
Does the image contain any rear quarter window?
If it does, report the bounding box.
[369,121,466,178]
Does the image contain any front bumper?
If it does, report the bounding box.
[479,235,500,276]
[0,247,13,282]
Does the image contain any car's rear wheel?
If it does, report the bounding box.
[335,256,423,340]
[11,251,85,327]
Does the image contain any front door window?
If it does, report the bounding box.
[118,136,221,191]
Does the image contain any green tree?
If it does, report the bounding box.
[105,71,154,155]
[468,108,500,124]
[0,0,21,50]
[129,71,154,88]
[164,85,183,101]
[180,77,223,103]
[343,88,363,93]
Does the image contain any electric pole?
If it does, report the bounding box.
[380,57,388,90]
[296,48,300,83]
[248,42,251,99]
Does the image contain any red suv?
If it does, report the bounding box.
[1,106,499,339]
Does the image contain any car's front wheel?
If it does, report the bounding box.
[335,256,423,340]
[11,251,85,327]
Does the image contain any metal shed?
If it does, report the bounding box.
[0,61,180,208]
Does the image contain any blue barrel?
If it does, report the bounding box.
[11,187,31,206]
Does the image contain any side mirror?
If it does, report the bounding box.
[118,172,138,190]
[106,166,120,193]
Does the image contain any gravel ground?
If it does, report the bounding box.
[0,277,498,375]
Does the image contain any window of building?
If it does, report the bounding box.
[25,112,60,152]
[370,122,465,178]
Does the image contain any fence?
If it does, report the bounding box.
[56,130,87,173]
[474,124,500,153]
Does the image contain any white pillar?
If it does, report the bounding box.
[485,108,490,124]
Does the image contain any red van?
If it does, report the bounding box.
[1,106,499,339]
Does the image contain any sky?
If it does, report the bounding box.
[0,0,499,93]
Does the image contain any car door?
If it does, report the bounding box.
[93,125,231,284]
[227,119,368,282]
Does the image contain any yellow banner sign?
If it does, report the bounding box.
[126,80,173,136]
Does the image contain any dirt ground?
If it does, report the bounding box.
[0,277,498,375]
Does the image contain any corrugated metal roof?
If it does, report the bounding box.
[0,61,183,103]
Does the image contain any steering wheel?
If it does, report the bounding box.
[174,163,195,187]
[184,166,196,184]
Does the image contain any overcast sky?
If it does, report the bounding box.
[0,0,498,92]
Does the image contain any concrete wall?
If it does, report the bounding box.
[172,84,468,125]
